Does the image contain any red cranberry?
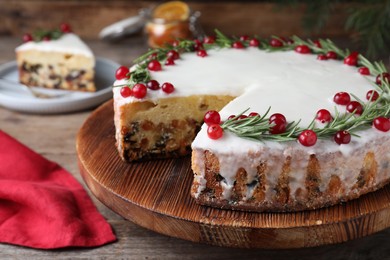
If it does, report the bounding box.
[334,130,351,145]
[358,67,370,75]
[197,49,208,57]
[132,83,147,99]
[269,118,287,134]
[376,72,390,85]
[167,50,180,60]
[161,82,175,94]
[203,36,216,44]
[295,45,311,54]
[346,101,363,115]
[207,124,223,140]
[193,39,203,50]
[316,109,332,123]
[115,66,130,80]
[326,51,337,60]
[269,113,286,123]
[286,38,294,45]
[232,41,245,49]
[239,35,249,41]
[22,33,33,42]
[249,38,260,47]
[344,53,358,66]
[146,80,160,90]
[333,92,351,105]
[270,38,283,47]
[269,113,287,134]
[148,60,162,71]
[313,40,322,48]
[298,130,317,147]
[350,51,359,57]
[249,112,260,117]
[366,90,379,101]
[165,58,175,66]
[373,117,390,132]
[317,54,328,60]
[204,110,221,126]
[238,115,248,120]
[120,86,132,98]
[228,115,236,120]
[60,23,72,33]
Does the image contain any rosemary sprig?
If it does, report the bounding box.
[222,96,389,143]
[124,38,201,89]
[32,29,63,42]
[214,29,234,48]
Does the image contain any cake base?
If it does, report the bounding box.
[77,100,390,249]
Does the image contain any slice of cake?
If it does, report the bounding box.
[112,32,390,212]
[15,24,96,92]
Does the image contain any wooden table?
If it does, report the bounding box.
[1,36,390,259]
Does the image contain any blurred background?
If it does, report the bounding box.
[1,0,389,59]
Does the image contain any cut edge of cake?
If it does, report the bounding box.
[114,95,234,161]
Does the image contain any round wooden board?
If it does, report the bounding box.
[77,100,390,249]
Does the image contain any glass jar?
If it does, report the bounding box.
[145,17,192,48]
[144,1,203,48]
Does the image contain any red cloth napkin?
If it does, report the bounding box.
[0,130,116,249]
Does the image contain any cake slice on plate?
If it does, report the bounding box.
[15,24,96,92]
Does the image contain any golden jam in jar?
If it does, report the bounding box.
[145,1,192,48]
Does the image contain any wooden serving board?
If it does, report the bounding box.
[77,100,390,249]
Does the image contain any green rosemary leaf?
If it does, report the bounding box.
[350,93,364,104]
[215,29,233,48]
[50,29,63,40]
[133,50,154,64]
[32,28,63,42]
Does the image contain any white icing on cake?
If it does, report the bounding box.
[15,33,94,58]
[114,48,373,126]
[113,47,390,200]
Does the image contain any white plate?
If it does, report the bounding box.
[0,57,119,114]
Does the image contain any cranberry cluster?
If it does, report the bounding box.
[145,49,181,70]
[315,87,389,145]
[22,23,72,43]
[116,66,175,99]
[313,47,389,83]
[204,110,319,146]
[231,35,261,50]
[204,110,223,140]
[173,38,212,57]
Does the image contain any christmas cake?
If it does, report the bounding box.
[113,32,390,212]
[16,24,96,92]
